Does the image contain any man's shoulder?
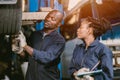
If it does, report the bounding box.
[31,30,42,36]
[52,32,65,43]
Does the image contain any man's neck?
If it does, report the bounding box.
[43,28,57,35]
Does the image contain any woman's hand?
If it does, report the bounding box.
[73,71,81,80]
[83,75,94,80]
[73,68,94,80]
[77,68,90,73]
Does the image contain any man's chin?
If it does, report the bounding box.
[44,27,53,30]
[44,25,49,28]
[77,36,82,39]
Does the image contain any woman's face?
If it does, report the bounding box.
[77,20,91,39]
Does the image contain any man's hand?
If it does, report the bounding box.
[19,31,27,48]
[12,31,26,54]
[12,34,24,54]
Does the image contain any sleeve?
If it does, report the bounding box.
[32,40,65,63]
[68,47,77,77]
[95,46,113,80]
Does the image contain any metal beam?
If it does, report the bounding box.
[22,11,49,21]
[64,0,89,19]
[91,0,99,19]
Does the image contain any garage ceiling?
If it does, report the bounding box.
[80,0,120,24]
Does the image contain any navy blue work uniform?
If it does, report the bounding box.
[26,30,65,80]
[69,39,113,80]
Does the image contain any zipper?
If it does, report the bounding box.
[80,49,89,67]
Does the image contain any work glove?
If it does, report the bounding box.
[12,31,26,54]
[12,34,24,54]
[19,31,27,48]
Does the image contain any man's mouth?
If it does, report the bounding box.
[44,22,50,28]
[45,21,50,25]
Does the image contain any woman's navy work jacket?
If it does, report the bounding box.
[25,30,65,80]
[69,39,113,80]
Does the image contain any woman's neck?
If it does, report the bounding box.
[84,35,95,49]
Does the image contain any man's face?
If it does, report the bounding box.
[44,11,62,30]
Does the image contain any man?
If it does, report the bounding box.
[18,10,65,80]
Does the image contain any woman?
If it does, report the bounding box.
[69,17,113,80]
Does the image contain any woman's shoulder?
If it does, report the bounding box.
[98,41,110,49]
[98,41,113,55]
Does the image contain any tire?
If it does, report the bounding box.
[0,0,22,34]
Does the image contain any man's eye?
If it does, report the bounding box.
[51,17,56,21]
[45,16,49,19]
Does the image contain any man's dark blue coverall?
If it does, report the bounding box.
[26,30,65,80]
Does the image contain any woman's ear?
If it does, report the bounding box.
[88,27,93,35]
[87,22,93,34]
[58,23,62,27]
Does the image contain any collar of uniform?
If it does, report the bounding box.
[79,39,99,47]
[40,30,58,37]
[48,30,58,36]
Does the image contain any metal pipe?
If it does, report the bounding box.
[90,0,99,19]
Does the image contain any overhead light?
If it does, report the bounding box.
[96,0,103,4]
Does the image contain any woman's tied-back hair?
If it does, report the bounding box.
[86,17,112,38]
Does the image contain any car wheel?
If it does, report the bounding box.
[0,0,22,34]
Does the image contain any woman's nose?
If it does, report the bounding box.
[77,28,80,32]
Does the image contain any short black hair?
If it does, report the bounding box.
[49,10,64,22]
